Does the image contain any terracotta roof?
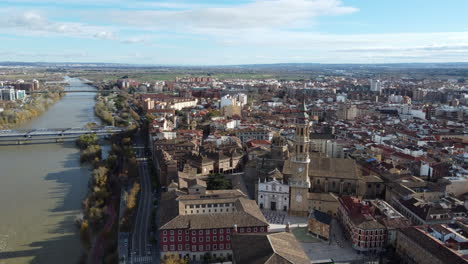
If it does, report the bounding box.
[284,156,360,180]
[159,190,268,230]
[232,232,310,264]
[399,226,468,264]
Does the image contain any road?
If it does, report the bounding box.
[130,132,156,264]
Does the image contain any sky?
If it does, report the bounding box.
[0,0,468,65]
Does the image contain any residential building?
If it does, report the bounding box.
[0,87,16,101]
[396,226,468,264]
[158,189,269,262]
[337,196,386,253]
[308,210,333,240]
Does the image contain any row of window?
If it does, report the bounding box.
[356,235,384,242]
[186,208,234,214]
[163,243,231,252]
[259,195,288,200]
[163,228,231,236]
[263,185,284,192]
[162,227,265,237]
[356,241,383,248]
[163,235,231,243]
[185,203,234,208]
[357,229,384,235]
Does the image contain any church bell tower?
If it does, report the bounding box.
[289,100,311,216]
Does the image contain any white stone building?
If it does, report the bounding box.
[257,177,290,211]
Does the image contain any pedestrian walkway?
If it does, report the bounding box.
[262,209,287,224]
[132,255,153,263]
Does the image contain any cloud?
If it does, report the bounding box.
[105,0,358,31]
[336,45,468,53]
[0,11,115,39]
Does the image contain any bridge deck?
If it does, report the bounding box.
[0,127,123,138]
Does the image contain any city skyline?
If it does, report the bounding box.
[1,0,468,65]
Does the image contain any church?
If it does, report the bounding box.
[254,101,374,217]
[281,101,365,216]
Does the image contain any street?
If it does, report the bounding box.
[130,133,156,264]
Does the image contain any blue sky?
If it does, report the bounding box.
[0,0,467,65]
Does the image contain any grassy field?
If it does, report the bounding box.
[71,68,315,83]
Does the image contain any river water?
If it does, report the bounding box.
[0,77,100,264]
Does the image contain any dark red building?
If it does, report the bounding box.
[159,189,268,262]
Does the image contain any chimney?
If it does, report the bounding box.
[233,224,238,233]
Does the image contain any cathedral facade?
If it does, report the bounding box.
[283,102,363,217]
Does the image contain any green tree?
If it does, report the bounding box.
[76,134,99,149]
[207,174,232,190]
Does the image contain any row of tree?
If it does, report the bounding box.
[0,92,62,129]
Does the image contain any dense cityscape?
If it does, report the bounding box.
[1,1,468,264]
[0,63,467,264]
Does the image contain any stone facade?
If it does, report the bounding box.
[257,178,289,211]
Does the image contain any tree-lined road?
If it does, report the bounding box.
[130,134,155,263]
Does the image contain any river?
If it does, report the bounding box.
[0,77,100,264]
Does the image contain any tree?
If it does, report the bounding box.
[161,254,188,264]
[125,182,140,210]
[207,174,232,190]
[76,134,98,149]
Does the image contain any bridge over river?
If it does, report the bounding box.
[0,126,123,144]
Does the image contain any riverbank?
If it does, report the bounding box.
[0,77,103,264]
[0,92,64,129]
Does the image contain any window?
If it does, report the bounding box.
[227,244,231,249]
[192,237,196,243]
[240,228,244,233]
[178,236,182,242]
[185,244,190,251]
[186,236,189,241]
[170,236,174,242]
[170,230,174,235]
[199,230,203,235]
[220,244,224,250]
[260,227,265,232]
[192,231,196,235]
[178,230,182,235]
[199,237,203,242]
[206,229,210,235]
[163,245,168,251]
[213,229,217,234]
[220,236,224,241]
[247,228,251,233]
[227,235,230,241]
[192,245,197,252]
[213,244,217,250]
[170,245,175,251]
[199,245,204,251]
[163,237,167,242]
[178,244,182,250]
[254,227,258,232]
[220,229,224,234]
[163,230,167,235]
[206,236,210,242]
[206,245,211,251]
[213,236,217,242]
[227,229,230,234]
